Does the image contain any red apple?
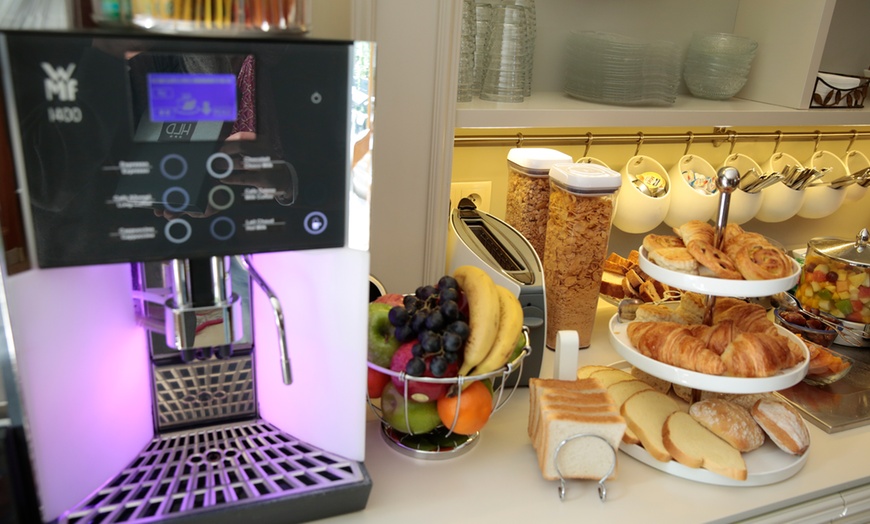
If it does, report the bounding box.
[373,293,405,307]
[367,367,391,399]
[389,341,458,403]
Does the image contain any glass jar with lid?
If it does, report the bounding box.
[505,148,573,262]
[543,162,621,349]
[796,228,870,346]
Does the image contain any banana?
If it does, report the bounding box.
[471,285,524,376]
[454,265,501,376]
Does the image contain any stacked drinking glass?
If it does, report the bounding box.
[459,0,536,103]
[683,32,758,100]
[458,0,477,102]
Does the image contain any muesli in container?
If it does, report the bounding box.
[543,162,621,349]
[504,148,573,261]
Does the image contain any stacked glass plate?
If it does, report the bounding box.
[564,31,681,107]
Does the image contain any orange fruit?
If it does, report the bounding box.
[436,380,493,435]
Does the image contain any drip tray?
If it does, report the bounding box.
[60,419,371,524]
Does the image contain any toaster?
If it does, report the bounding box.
[446,198,545,386]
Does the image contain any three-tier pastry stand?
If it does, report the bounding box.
[608,167,809,486]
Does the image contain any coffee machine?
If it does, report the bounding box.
[0,30,374,523]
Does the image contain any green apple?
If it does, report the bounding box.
[368,302,400,367]
[380,382,441,434]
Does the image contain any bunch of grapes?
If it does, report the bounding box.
[387,275,470,378]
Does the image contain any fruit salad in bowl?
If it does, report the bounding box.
[366,266,531,459]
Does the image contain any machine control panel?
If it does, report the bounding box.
[0,32,355,267]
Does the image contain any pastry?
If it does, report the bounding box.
[689,398,765,452]
[712,298,778,335]
[723,230,769,261]
[689,320,738,355]
[686,240,743,280]
[635,303,694,324]
[642,234,685,253]
[720,332,804,377]
[648,247,698,274]
[751,398,810,456]
[626,321,726,375]
[673,219,716,246]
[734,244,793,280]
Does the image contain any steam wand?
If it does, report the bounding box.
[236,255,293,385]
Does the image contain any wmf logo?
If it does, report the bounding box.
[41,62,83,123]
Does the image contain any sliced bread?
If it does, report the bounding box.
[662,411,748,481]
[606,379,653,445]
[528,377,606,437]
[576,365,612,379]
[620,389,680,462]
[589,367,636,388]
[629,366,672,394]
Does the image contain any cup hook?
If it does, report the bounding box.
[772,130,783,156]
[584,132,593,158]
[847,130,858,153]
[635,131,644,157]
[813,130,822,154]
[684,131,694,156]
[728,130,738,157]
[516,132,524,148]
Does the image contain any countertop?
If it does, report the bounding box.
[325,300,870,524]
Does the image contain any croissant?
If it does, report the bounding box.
[720,332,804,377]
[689,320,738,356]
[712,298,777,336]
[627,321,726,375]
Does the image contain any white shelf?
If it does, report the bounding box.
[456,92,870,129]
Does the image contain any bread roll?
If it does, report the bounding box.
[751,398,810,456]
[689,399,765,452]
[663,411,748,481]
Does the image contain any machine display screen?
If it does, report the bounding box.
[147,73,238,122]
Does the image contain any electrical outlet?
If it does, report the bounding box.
[450,181,492,213]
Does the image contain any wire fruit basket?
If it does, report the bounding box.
[367,328,531,459]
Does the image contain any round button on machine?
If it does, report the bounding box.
[304,211,327,235]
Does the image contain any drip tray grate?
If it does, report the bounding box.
[60,419,370,523]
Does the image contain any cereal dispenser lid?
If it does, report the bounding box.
[548,162,622,193]
[808,228,870,268]
[507,148,573,171]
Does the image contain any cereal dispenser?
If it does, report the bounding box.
[0,30,374,522]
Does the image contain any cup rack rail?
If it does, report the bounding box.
[454,128,870,158]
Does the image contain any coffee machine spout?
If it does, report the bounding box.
[132,256,244,353]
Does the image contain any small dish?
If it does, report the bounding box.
[803,343,853,386]
[773,308,839,348]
